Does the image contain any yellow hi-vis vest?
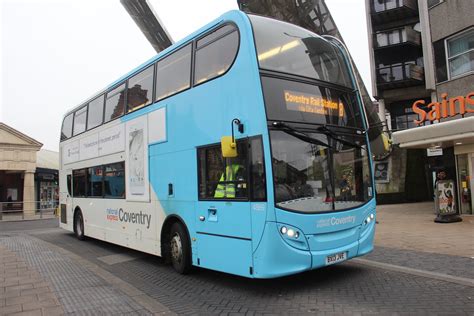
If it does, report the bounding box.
[214,164,241,198]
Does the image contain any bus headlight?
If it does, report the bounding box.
[364,214,375,225]
[279,226,299,239]
[277,223,308,250]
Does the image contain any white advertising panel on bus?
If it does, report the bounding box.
[126,115,150,202]
[62,124,125,165]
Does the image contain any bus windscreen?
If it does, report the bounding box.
[249,14,353,89]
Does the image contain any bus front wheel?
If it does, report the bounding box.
[169,222,191,274]
[74,210,85,241]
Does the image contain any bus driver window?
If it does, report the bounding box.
[198,141,249,200]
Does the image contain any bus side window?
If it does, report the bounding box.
[72,169,87,197]
[67,174,72,196]
[198,141,249,200]
[87,94,104,130]
[155,44,192,101]
[73,106,87,136]
[194,24,239,85]
[103,162,125,199]
[88,166,103,197]
[127,65,154,112]
[61,114,73,141]
[104,84,126,123]
[250,137,267,201]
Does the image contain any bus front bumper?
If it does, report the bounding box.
[252,220,375,279]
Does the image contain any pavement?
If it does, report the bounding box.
[0,202,473,315]
[373,202,474,257]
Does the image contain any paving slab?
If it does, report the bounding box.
[0,234,173,315]
[374,202,474,257]
[0,244,63,316]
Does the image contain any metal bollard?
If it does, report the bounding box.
[0,203,3,220]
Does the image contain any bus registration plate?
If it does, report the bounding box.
[325,252,347,265]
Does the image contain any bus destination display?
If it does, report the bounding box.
[284,90,344,117]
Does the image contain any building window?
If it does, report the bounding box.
[395,114,419,130]
[392,105,432,130]
[447,29,474,79]
[373,0,399,12]
[428,0,443,8]
[433,39,448,82]
[376,28,407,47]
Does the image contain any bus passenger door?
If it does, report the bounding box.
[60,170,73,227]
[195,141,253,277]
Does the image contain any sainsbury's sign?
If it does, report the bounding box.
[412,92,474,124]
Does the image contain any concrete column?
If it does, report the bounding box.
[377,99,387,129]
[418,0,436,92]
[23,171,35,218]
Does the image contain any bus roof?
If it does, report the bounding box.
[62,10,248,118]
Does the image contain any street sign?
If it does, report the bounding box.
[427,148,443,157]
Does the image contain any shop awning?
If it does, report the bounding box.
[392,117,474,149]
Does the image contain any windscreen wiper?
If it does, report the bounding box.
[314,125,367,151]
[271,122,332,149]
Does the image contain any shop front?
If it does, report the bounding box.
[393,116,474,215]
[35,168,59,212]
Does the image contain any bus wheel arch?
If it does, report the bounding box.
[161,215,192,274]
[73,207,85,241]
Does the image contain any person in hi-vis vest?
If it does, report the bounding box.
[214,161,245,198]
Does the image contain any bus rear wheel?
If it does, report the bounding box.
[169,222,191,274]
[74,210,85,241]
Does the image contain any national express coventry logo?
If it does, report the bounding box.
[106,208,151,229]
[316,215,356,228]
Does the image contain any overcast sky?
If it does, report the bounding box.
[1,0,372,151]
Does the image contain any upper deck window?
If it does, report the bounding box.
[249,15,352,89]
[155,44,192,101]
[73,106,87,136]
[194,24,239,85]
[87,94,104,130]
[61,113,73,141]
[127,65,154,112]
[104,83,126,123]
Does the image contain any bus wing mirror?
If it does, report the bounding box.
[221,136,238,158]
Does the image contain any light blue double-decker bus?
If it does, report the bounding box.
[59,10,376,278]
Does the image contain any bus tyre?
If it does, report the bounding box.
[74,210,85,241]
[169,222,191,274]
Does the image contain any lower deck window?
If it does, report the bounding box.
[72,162,125,199]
